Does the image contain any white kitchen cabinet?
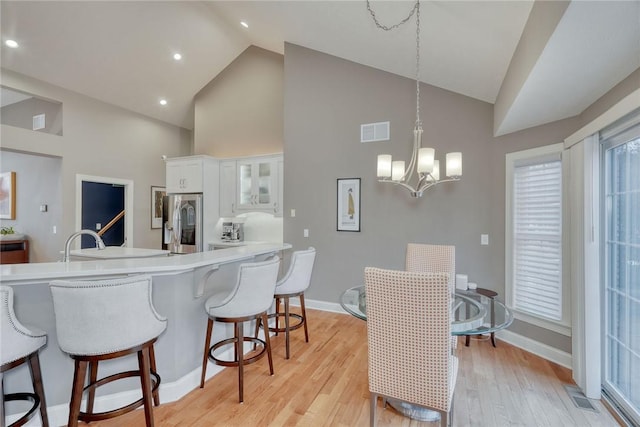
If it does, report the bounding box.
[166,158,204,193]
[236,156,280,214]
[219,160,237,217]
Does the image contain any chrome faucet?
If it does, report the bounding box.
[62,229,106,262]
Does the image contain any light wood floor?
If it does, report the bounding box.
[85,309,619,426]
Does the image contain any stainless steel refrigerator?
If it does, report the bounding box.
[162,194,203,253]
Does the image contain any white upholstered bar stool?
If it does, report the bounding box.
[1,285,49,427]
[50,275,167,427]
[200,257,280,403]
[267,247,316,359]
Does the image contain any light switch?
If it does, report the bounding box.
[39,204,48,212]
[481,234,489,245]
[52,226,57,234]
[96,223,102,230]
[291,209,296,217]
[303,229,309,238]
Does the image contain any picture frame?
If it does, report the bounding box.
[337,178,361,232]
[0,172,16,220]
[151,186,166,229]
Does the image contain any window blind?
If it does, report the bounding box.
[513,159,562,321]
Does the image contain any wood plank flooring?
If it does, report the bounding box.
[84,309,619,426]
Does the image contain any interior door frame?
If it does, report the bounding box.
[75,174,134,248]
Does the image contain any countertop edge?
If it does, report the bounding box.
[1,243,291,285]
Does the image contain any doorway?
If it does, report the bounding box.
[601,118,640,425]
[75,174,133,248]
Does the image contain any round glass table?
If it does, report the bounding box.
[339,285,513,422]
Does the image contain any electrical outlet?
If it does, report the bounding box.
[52,226,57,234]
[303,229,309,238]
[291,209,296,217]
[481,234,489,245]
[96,223,102,230]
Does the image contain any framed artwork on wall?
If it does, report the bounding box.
[337,178,360,232]
[0,172,16,220]
[151,186,166,229]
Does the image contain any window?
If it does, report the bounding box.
[506,143,570,334]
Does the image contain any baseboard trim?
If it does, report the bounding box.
[496,329,573,369]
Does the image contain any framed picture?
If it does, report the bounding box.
[337,178,361,232]
[0,172,16,220]
[151,186,166,229]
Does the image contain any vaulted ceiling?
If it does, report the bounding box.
[1,1,638,135]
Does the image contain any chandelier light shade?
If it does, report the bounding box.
[368,0,462,198]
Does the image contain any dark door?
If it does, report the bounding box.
[81,181,125,248]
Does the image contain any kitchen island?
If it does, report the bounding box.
[1,242,290,425]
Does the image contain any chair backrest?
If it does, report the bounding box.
[275,247,316,295]
[1,285,47,366]
[208,257,281,318]
[365,267,451,412]
[405,243,455,292]
[50,275,167,356]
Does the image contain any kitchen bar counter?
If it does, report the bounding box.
[69,246,170,260]
[1,242,291,425]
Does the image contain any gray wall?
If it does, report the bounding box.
[0,150,61,262]
[0,69,192,258]
[194,46,283,158]
[1,96,63,136]
[283,43,581,353]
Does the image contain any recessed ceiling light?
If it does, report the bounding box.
[159,99,167,106]
[5,39,19,48]
[240,21,249,29]
[173,53,182,61]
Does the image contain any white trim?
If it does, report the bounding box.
[496,329,573,370]
[505,143,570,333]
[512,310,571,337]
[564,88,640,148]
[75,174,134,247]
[289,297,347,314]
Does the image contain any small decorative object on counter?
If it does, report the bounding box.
[455,274,468,290]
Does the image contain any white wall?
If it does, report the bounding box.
[0,69,192,257]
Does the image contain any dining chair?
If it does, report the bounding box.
[365,267,458,427]
[405,243,458,350]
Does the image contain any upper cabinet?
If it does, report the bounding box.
[219,154,283,217]
[166,157,205,193]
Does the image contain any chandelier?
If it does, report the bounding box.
[368,0,462,198]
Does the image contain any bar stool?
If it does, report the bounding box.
[50,275,167,427]
[267,247,316,359]
[1,285,49,427]
[200,257,280,403]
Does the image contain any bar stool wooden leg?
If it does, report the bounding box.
[138,347,155,427]
[300,294,309,343]
[149,345,160,406]
[27,352,49,427]
[236,321,244,403]
[200,318,214,388]
[284,297,291,359]
[68,360,88,427]
[262,313,274,376]
[274,298,281,336]
[86,361,98,416]
[1,374,5,427]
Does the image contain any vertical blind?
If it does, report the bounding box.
[513,159,563,321]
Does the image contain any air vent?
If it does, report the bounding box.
[32,114,45,130]
[361,121,390,143]
[564,384,598,412]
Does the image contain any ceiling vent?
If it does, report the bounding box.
[361,121,389,143]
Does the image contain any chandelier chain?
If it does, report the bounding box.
[415,0,420,126]
[366,0,419,32]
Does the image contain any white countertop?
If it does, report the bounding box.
[209,240,268,248]
[1,242,291,285]
[70,247,170,259]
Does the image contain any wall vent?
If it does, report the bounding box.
[361,121,389,143]
[32,114,45,131]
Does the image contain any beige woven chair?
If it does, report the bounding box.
[365,267,458,427]
[405,243,458,350]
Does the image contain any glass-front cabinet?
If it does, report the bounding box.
[236,156,280,214]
